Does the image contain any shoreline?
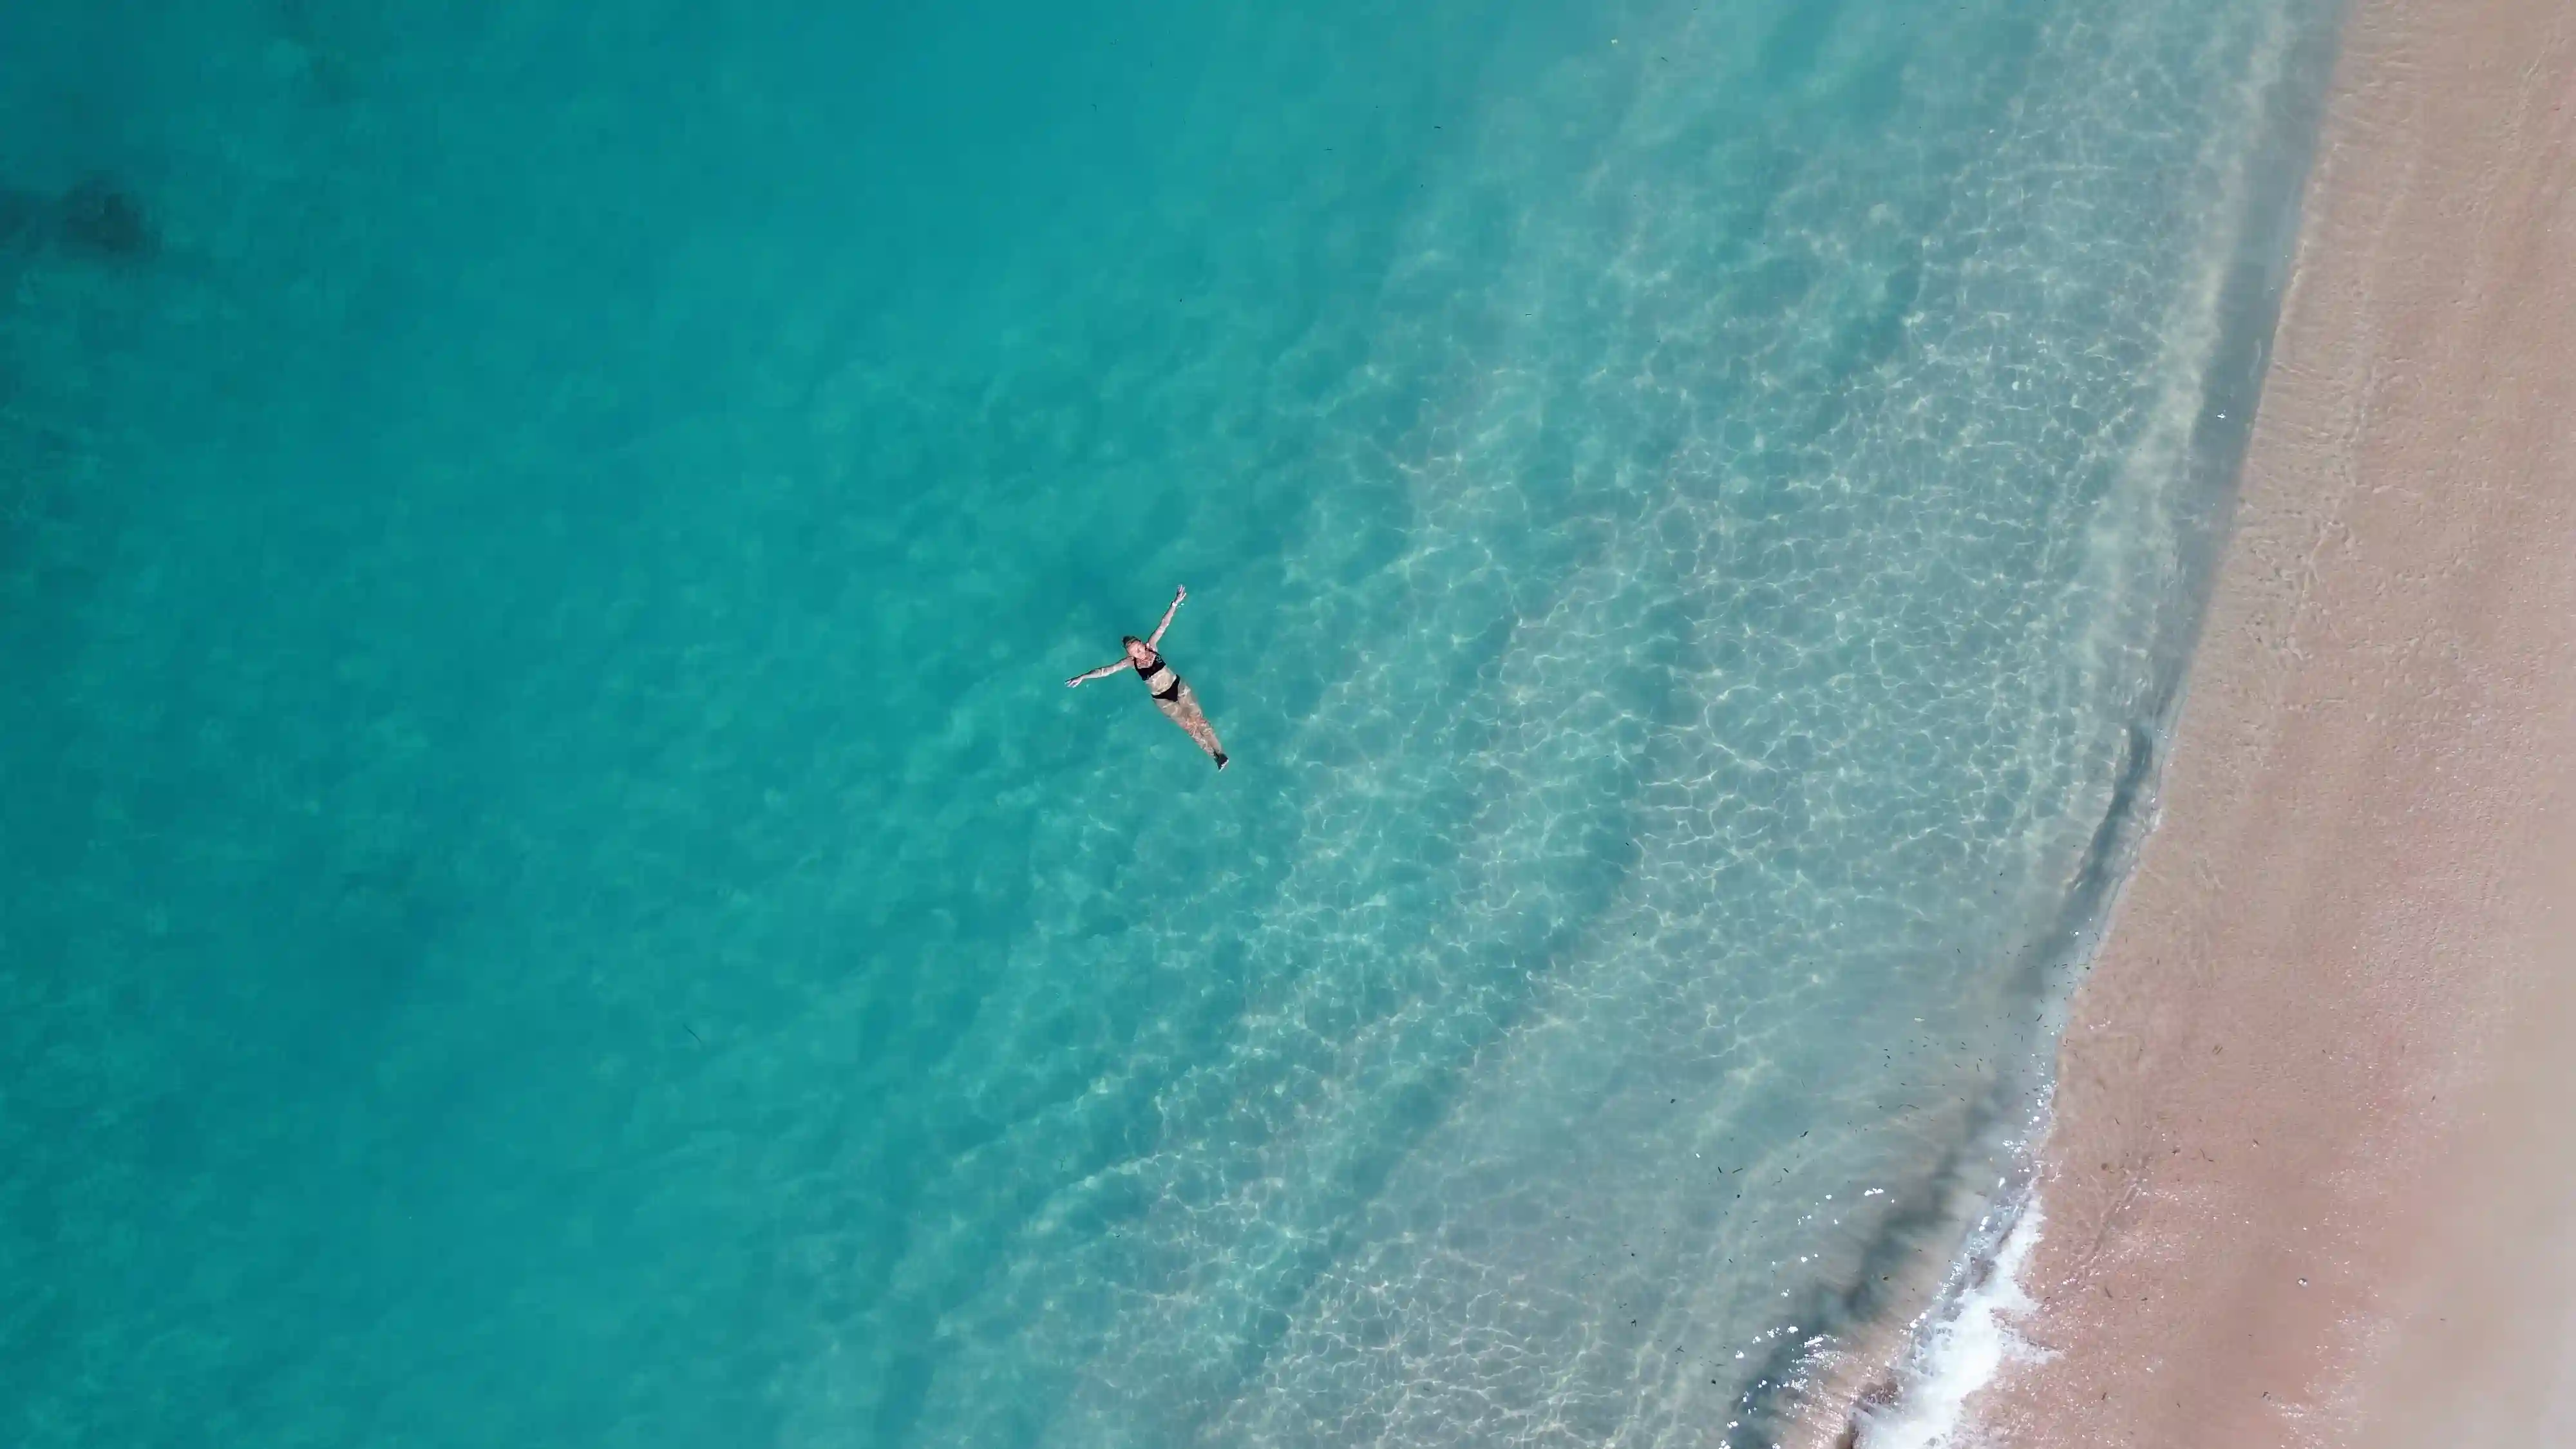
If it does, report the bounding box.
[1954,0,2576,1442]
[1790,0,2576,1440]
[1777,0,2354,1436]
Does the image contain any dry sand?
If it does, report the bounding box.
[1958,0,2576,1443]
[2348,813,2576,1446]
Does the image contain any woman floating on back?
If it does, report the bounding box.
[1066,585,1228,770]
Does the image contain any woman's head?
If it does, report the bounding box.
[1122,635,1153,665]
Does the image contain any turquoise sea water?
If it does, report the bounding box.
[3,2,2334,1445]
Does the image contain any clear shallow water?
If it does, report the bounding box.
[1,2,2331,1446]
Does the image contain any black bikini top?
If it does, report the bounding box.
[1136,652,1179,696]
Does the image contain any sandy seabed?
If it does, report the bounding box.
[1948,0,2576,1442]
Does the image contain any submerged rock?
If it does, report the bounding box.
[0,185,41,247]
[56,176,153,260]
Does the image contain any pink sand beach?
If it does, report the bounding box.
[1803,0,2576,1441]
[1967,0,2576,1440]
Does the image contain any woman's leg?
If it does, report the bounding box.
[1157,685,1228,768]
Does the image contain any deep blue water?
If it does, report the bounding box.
[2,2,2331,1446]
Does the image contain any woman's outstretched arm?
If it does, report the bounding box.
[1065,659,1134,688]
[1147,585,1188,648]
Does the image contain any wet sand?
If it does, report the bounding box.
[1964,0,2576,1443]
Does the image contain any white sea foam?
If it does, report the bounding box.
[1852,1193,2050,1449]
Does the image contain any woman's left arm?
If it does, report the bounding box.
[1147,585,1188,648]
